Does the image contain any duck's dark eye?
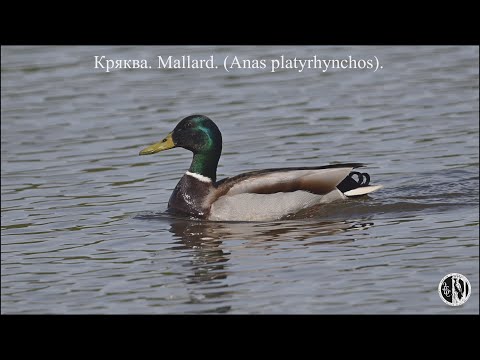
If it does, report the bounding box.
[162,138,167,142]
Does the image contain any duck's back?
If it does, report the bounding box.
[169,164,382,221]
[208,164,376,221]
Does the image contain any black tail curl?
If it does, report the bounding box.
[337,171,371,193]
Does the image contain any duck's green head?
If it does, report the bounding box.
[139,115,222,181]
[139,115,222,156]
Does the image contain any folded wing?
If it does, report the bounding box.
[215,163,364,197]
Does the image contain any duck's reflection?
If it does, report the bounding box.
[139,212,374,269]
[167,216,374,245]
[137,212,374,312]
[168,219,230,285]
[165,215,374,279]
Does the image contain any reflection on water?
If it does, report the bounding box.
[137,212,374,286]
[134,213,379,313]
[138,211,372,242]
[1,45,478,314]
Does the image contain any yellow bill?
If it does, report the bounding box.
[139,132,175,155]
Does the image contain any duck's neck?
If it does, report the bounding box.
[189,150,220,183]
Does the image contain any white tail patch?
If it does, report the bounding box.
[186,171,212,183]
[344,185,383,197]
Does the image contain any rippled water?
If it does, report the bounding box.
[1,46,479,314]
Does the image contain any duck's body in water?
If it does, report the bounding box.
[139,115,383,221]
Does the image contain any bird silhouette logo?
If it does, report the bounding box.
[438,273,471,306]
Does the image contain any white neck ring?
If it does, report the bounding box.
[186,171,212,183]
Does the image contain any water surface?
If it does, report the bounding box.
[1,46,478,313]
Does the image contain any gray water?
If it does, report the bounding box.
[1,46,478,314]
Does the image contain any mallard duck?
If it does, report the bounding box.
[139,115,383,221]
